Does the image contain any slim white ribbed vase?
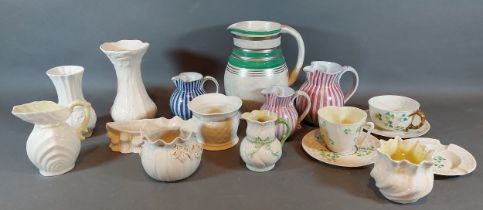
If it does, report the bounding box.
[47,66,97,138]
[100,40,157,122]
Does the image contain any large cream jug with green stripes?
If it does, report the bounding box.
[224,21,305,111]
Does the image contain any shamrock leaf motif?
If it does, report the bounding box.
[344,128,351,135]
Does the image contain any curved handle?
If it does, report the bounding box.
[275,118,291,146]
[67,100,91,140]
[363,122,375,143]
[202,76,219,93]
[292,90,311,129]
[338,66,359,103]
[406,110,426,131]
[281,25,305,86]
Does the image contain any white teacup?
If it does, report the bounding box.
[369,95,426,132]
[318,106,374,155]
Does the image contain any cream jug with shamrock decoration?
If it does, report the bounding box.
[224,21,305,111]
[240,110,291,172]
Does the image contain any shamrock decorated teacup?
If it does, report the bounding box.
[369,95,426,132]
[318,106,374,155]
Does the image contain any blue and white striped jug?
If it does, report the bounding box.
[170,72,219,119]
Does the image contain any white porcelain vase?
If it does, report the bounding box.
[139,117,202,182]
[100,40,157,122]
[240,110,291,172]
[47,65,97,138]
[11,101,91,176]
[370,137,434,204]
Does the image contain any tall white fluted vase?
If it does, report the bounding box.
[100,40,157,122]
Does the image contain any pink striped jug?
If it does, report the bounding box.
[261,86,311,140]
[295,61,359,125]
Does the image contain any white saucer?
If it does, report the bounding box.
[413,138,476,176]
[301,129,380,167]
[363,110,430,138]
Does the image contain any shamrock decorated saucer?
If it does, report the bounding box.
[301,129,380,167]
[413,138,476,176]
[363,110,430,138]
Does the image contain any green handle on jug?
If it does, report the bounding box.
[275,118,291,146]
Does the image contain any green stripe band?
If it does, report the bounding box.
[232,49,282,58]
[228,28,281,36]
[228,55,286,69]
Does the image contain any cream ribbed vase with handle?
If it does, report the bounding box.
[47,65,97,137]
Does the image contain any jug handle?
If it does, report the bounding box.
[276,118,291,146]
[292,91,311,129]
[406,109,426,131]
[67,100,91,140]
[202,76,219,93]
[362,122,375,144]
[282,25,305,86]
[338,66,359,103]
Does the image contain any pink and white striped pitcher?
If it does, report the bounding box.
[295,61,359,125]
[261,86,311,140]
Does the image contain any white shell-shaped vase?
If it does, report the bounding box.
[139,117,203,182]
[240,110,291,172]
[12,101,91,176]
[47,65,97,138]
[100,40,157,122]
[370,137,434,204]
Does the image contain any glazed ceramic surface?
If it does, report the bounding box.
[364,109,431,138]
[296,61,359,125]
[47,65,97,138]
[240,110,290,172]
[100,40,157,122]
[301,129,380,167]
[317,106,374,155]
[371,137,434,204]
[139,117,202,182]
[260,86,310,139]
[224,21,305,110]
[11,101,91,176]
[170,72,219,120]
[415,138,476,176]
[187,93,242,151]
[106,118,171,153]
[369,95,426,132]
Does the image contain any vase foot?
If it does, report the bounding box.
[202,137,239,151]
[109,143,142,154]
[246,164,275,172]
[82,129,93,138]
[39,164,75,176]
